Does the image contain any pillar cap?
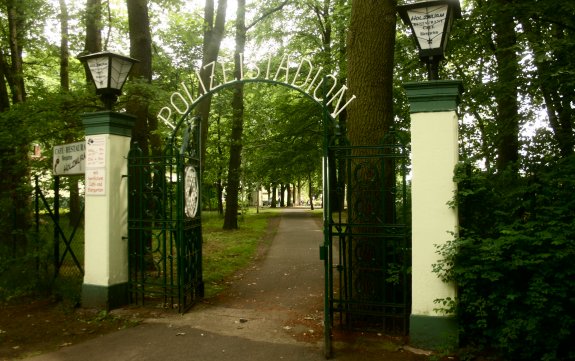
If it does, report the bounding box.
[404,80,464,113]
[82,111,136,137]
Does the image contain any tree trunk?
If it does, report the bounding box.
[518,12,574,158]
[279,184,286,207]
[346,0,396,222]
[271,184,277,208]
[125,0,158,262]
[346,1,394,146]
[492,0,520,172]
[59,0,70,92]
[126,0,160,156]
[216,115,224,215]
[84,0,102,53]
[223,0,246,230]
[0,0,29,252]
[7,0,25,103]
[221,0,287,228]
[343,0,397,318]
[197,0,228,170]
[297,178,301,206]
[0,50,10,111]
[59,0,81,224]
[216,179,224,215]
[308,173,314,211]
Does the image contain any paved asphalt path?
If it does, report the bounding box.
[27,208,329,361]
[26,208,426,361]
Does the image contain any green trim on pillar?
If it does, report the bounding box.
[82,111,136,137]
[410,314,458,350]
[82,282,129,310]
[405,80,464,113]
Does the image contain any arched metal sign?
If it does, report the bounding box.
[131,56,357,355]
[128,54,410,358]
[156,53,356,138]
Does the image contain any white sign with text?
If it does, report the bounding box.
[85,135,107,195]
[53,141,85,176]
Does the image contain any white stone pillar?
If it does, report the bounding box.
[405,80,463,349]
[81,111,135,310]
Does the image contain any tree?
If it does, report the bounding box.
[346,1,395,146]
[197,0,228,169]
[516,0,575,158]
[222,0,247,230]
[58,0,82,223]
[223,0,288,229]
[84,0,102,54]
[126,0,160,156]
[0,0,32,253]
[491,0,520,171]
[345,0,397,227]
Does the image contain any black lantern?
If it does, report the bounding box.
[78,51,139,110]
[397,0,461,80]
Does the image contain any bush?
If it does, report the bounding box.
[435,156,575,360]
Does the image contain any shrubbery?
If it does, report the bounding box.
[435,156,575,360]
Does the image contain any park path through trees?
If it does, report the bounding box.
[26,208,427,361]
[180,207,326,346]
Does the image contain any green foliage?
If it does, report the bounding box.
[436,157,575,360]
[0,227,53,301]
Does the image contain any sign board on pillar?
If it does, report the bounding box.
[86,168,106,195]
[85,134,107,196]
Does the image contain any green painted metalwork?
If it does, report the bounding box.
[127,118,203,312]
[404,80,464,113]
[34,175,85,278]
[325,132,411,338]
[82,111,136,137]
[127,78,411,356]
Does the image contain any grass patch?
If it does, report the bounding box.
[201,207,281,298]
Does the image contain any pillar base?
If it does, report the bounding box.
[82,282,129,310]
[410,314,458,351]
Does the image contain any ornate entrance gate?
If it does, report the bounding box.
[127,118,203,312]
[127,75,410,356]
[321,132,411,357]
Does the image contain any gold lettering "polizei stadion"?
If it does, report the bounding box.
[158,53,356,130]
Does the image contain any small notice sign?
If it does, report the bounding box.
[53,141,85,176]
[85,135,107,195]
[86,168,106,195]
[86,135,107,168]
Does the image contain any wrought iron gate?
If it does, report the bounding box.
[322,132,411,357]
[124,76,409,358]
[127,118,203,312]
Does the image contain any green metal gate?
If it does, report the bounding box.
[127,118,203,312]
[321,131,411,357]
[124,77,410,357]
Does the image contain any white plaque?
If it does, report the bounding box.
[53,141,85,175]
[86,135,107,168]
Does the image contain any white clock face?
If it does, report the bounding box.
[184,165,199,218]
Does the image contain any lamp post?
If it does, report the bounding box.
[397,0,461,80]
[77,51,138,310]
[78,51,139,110]
[398,0,464,350]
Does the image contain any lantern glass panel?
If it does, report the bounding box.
[110,57,135,91]
[86,56,110,89]
[407,4,449,51]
